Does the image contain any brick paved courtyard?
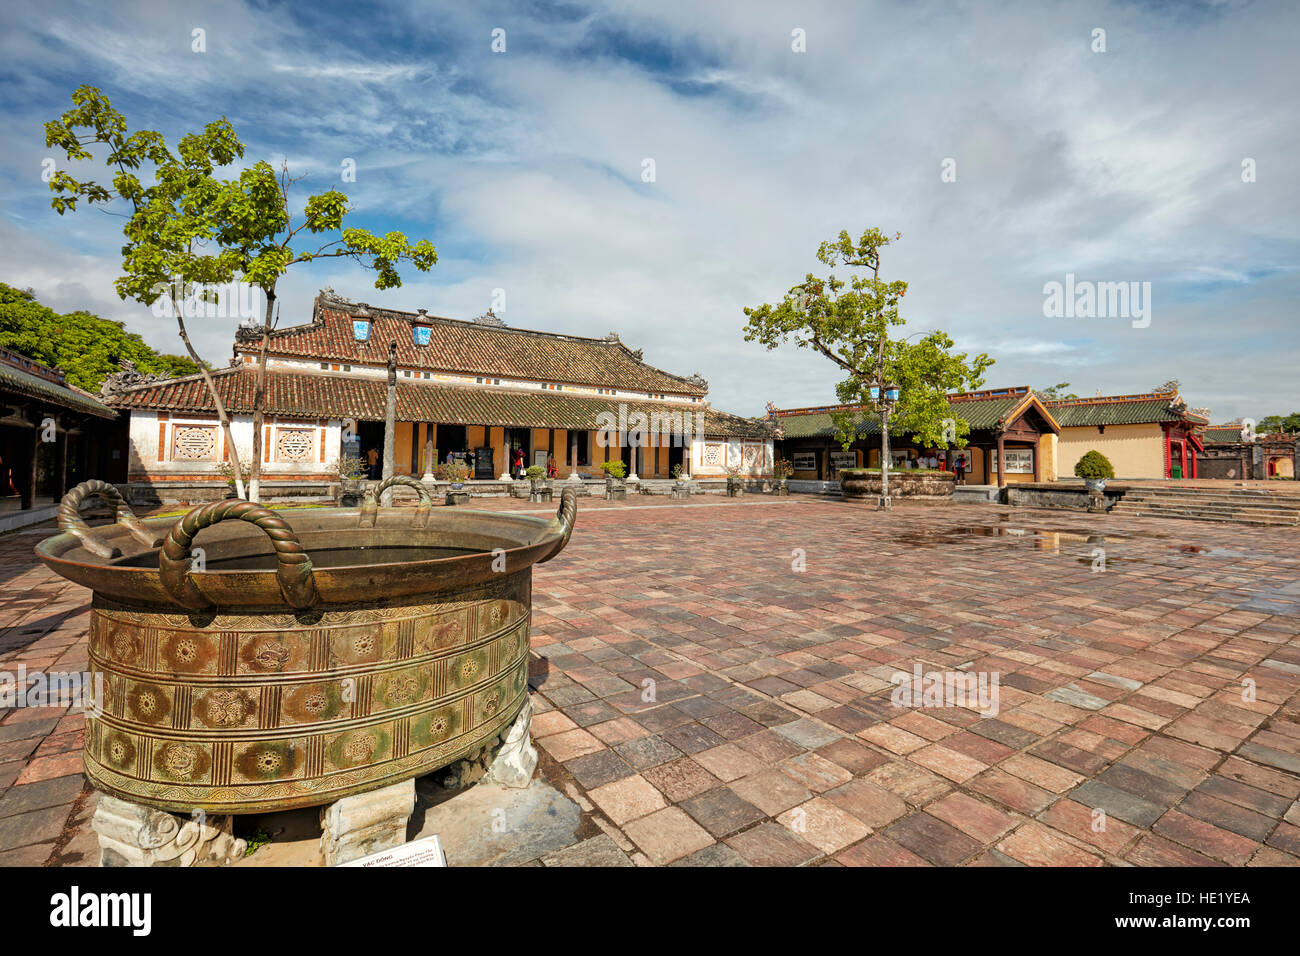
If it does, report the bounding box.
[2,495,1299,866]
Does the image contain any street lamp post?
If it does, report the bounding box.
[873,383,900,511]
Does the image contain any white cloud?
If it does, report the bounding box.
[1,0,1296,422]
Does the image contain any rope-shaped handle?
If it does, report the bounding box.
[360,474,433,528]
[159,500,319,610]
[538,487,577,564]
[57,479,156,556]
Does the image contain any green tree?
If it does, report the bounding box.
[0,282,199,390]
[44,85,437,500]
[743,228,993,508]
[1258,413,1300,434]
[1038,383,1078,401]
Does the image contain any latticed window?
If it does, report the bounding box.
[172,425,217,461]
[276,428,315,463]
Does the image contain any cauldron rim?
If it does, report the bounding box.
[36,500,574,610]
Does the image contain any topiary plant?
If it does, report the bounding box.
[1074,450,1115,480]
[525,465,545,480]
[601,460,627,480]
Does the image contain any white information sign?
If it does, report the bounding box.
[338,834,447,867]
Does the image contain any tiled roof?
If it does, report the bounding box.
[235,293,707,397]
[775,388,1053,439]
[107,368,765,438]
[0,351,117,419]
[1203,427,1247,443]
[1045,391,1209,427]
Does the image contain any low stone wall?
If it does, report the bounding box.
[1005,482,1128,512]
[841,470,955,499]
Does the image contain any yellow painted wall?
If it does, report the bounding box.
[1038,433,1059,482]
[394,422,414,475]
[1057,423,1165,479]
[489,427,505,477]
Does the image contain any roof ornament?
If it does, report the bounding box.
[604,331,620,342]
[99,359,169,399]
[686,373,708,389]
[631,348,643,361]
[473,309,505,327]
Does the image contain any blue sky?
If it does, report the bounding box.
[1,0,1296,421]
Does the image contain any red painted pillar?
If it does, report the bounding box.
[1163,425,1172,478]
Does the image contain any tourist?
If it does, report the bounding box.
[366,445,380,480]
[513,447,525,479]
[954,455,966,484]
[546,454,558,478]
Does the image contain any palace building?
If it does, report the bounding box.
[1045,389,1209,480]
[103,290,772,490]
[773,385,1216,484]
[1,346,123,529]
[774,387,1062,486]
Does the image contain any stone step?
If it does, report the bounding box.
[1109,504,1299,526]
[1114,499,1300,516]
[1108,509,1297,527]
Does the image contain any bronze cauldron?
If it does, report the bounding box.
[35,477,575,814]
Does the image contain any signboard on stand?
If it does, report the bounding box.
[338,834,447,868]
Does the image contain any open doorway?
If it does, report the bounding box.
[356,421,385,479]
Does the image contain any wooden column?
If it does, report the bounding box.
[55,420,68,497]
[23,420,38,510]
[1032,444,1040,482]
[996,434,1006,489]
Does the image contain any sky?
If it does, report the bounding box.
[0,0,1296,422]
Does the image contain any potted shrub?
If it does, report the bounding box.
[773,458,793,496]
[525,464,551,502]
[725,464,745,497]
[218,460,251,498]
[601,460,628,500]
[446,460,470,489]
[1074,450,1115,493]
[670,463,691,498]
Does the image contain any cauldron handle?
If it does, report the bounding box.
[159,500,319,611]
[537,486,577,563]
[58,479,160,558]
[359,474,433,528]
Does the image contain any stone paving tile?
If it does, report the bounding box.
[680,787,766,838]
[622,807,714,865]
[4,499,1300,867]
[541,834,635,867]
[725,821,820,866]
[777,798,872,854]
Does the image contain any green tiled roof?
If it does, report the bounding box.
[1046,396,1205,427]
[777,392,1032,440]
[0,361,117,419]
[1203,427,1245,443]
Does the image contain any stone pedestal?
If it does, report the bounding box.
[529,486,553,503]
[434,698,538,791]
[670,485,691,500]
[774,483,789,496]
[445,490,470,506]
[320,778,415,866]
[1087,491,1106,513]
[726,480,745,498]
[605,483,627,501]
[91,793,246,867]
[877,496,893,511]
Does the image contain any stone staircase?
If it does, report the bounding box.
[1110,486,1300,527]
